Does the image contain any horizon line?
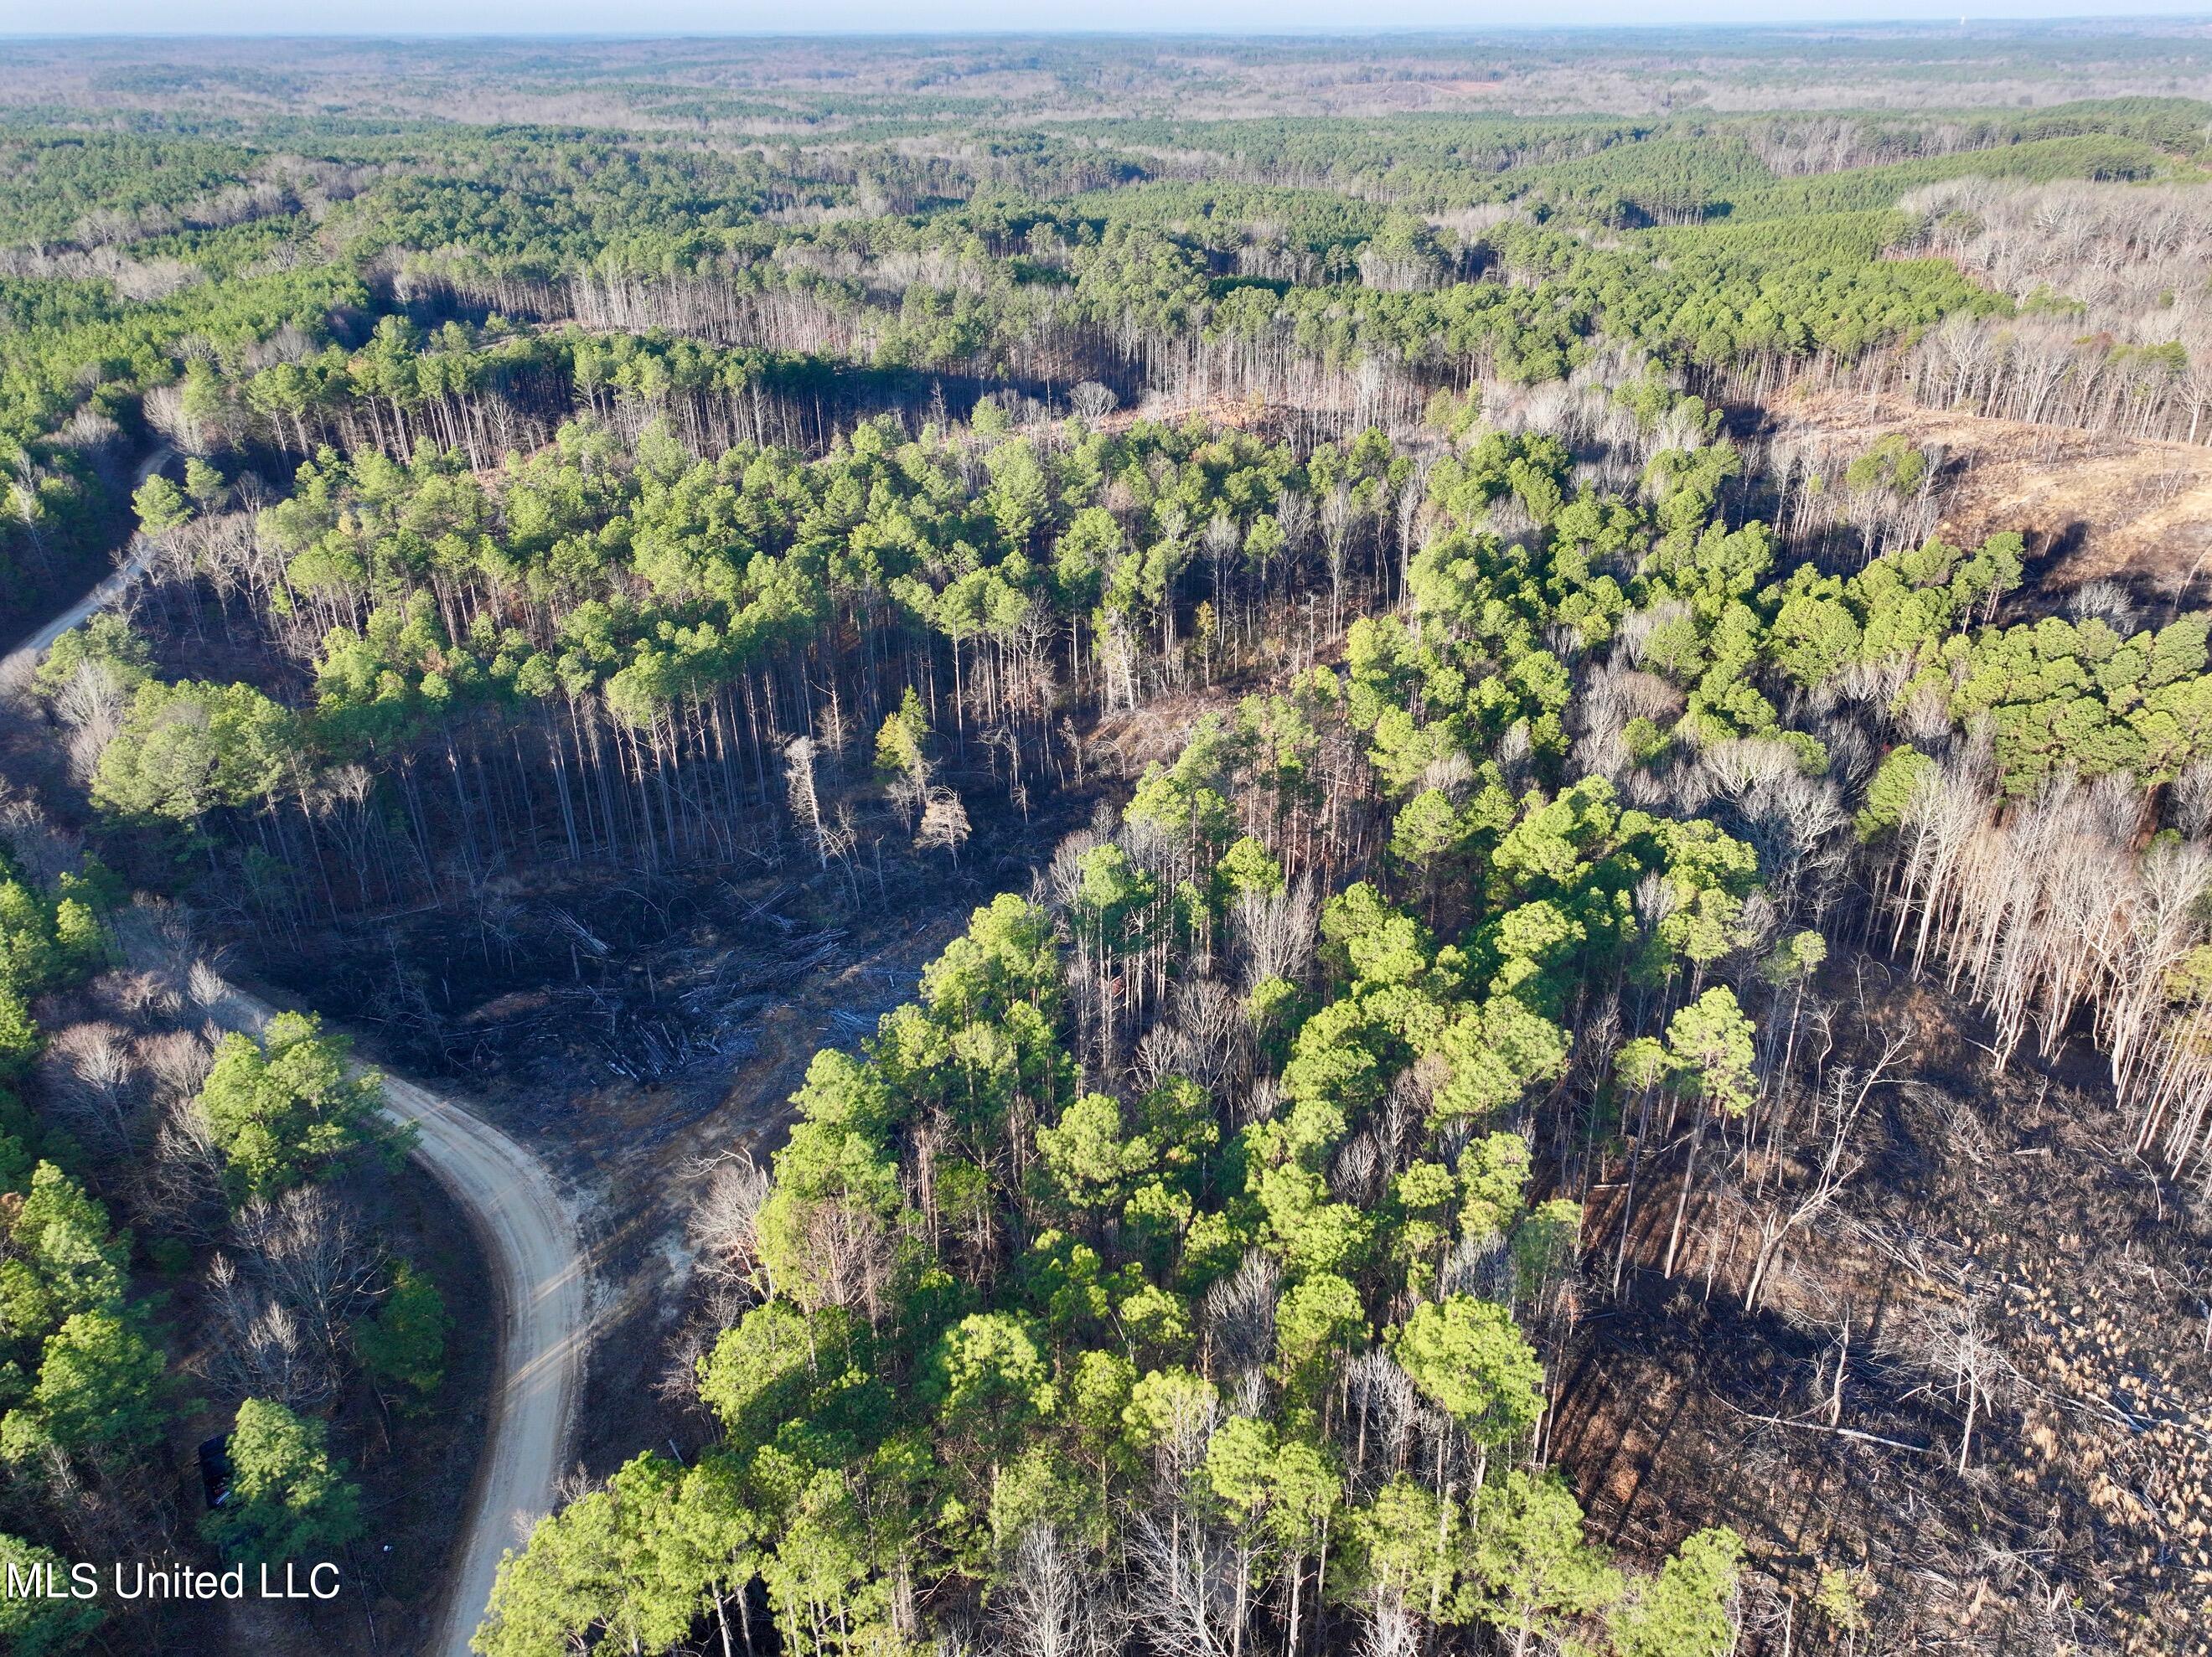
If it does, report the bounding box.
[8,13,2212,40]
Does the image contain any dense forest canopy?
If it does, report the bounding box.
[0,26,2210,1657]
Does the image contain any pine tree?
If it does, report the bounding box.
[203,1399,364,1567]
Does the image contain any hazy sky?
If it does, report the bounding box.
[9,1,2212,38]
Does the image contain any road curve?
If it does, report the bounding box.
[0,459,585,1657]
[198,986,587,1657]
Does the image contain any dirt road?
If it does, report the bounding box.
[0,445,170,690]
[0,462,585,1657]
[194,984,585,1657]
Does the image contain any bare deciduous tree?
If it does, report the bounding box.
[690,1150,770,1288]
[1068,382,1118,424]
[38,1020,141,1160]
[203,1252,326,1407]
[50,660,129,783]
[1233,880,1318,991]
[1201,1251,1280,1383]
[1890,1296,2021,1473]
[917,787,971,865]
[1357,1598,1419,1657]
[1741,1036,1900,1312]
[136,1094,227,1243]
[992,1525,1115,1657]
[1344,1349,1424,1484]
[788,1196,896,1327]
[1125,1510,1240,1657]
[228,1185,385,1397]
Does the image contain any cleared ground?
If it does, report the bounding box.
[1775,390,2212,607]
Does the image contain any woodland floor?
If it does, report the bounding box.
[1558,960,2212,1655]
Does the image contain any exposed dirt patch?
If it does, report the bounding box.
[1773,390,2212,608]
[251,869,855,1093]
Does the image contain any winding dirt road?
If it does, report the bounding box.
[0,462,585,1657]
[197,987,586,1657]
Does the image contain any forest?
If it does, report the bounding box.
[0,22,2210,1657]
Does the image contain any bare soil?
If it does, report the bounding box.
[1773,390,2212,611]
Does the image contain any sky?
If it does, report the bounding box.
[6,1,2210,36]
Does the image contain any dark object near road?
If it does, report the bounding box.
[198,1435,231,1510]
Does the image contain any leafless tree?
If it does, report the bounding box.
[783,1196,896,1327]
[917,787,972,865]
[785,736,828,866]
[1328,1133,1383,1207]
[0,792,81,886]
[1895,177,2212,443]
[1274,490,1314,564]
[1319,483,1361,625]
[1125,1509,1241,1657]
[135,1094,227,1243]
[1440,1229,1512,1305]
[2172,760,2212,839]
[229,1185,384,1393]
[1344,1349,1424,1485]
[1233,879,1319,991]
[138,1025,214,1103]
[814,689,852,759]
[991,1525,1115,1657]
[1357,1597,1419,1657]
[1201,1251,1280,1384]
[1144,1379,1222,1497]
[1131,978,1250,1101]
[38,1021,142,1160]
[1741,1036,1900,1312]
[187,959,230,1014]
[1068,382,1119,424]
[690,1151,770,1287]
[49,660,130,783]
[1572,663,1682,782]
[1889,1295,2022,1474]
[203,1252,327,1407]
[1880,761,2212,1169]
